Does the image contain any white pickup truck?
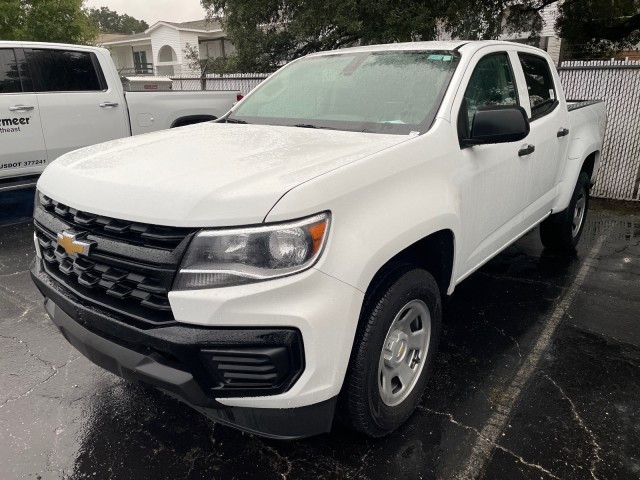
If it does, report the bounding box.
[31,41,606,439]
[0,41,240,191]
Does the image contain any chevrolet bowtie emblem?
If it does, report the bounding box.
[57,231,93,257]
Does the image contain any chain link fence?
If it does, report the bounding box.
[558,60,640,201]
[170,73,271,95]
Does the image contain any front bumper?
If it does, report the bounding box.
[31,260,341,439]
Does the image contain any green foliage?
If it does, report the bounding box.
[88,6,149,34]
[0,0,98,44]
[201,0,640,71]
[557,0,640,57]
[184,42,234,89]
[0,0,23,39]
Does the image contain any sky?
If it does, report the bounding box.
[84,0,208,26]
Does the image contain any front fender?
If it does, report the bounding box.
[265,129,461,294]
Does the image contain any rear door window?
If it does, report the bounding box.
[0,49,22,93]
[27,49,106,92]
[518,53,557,120]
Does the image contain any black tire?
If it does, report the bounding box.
[338,264,442,437]
[540,172,590,252]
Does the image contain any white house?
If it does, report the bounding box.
[498,2,563,64]
[98,20,236,76]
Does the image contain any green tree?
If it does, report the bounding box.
[0,0,23,39]
[201,0,640,71]
[0,0,98,44]
[88,6,149,34]
[184,42,233,89]
[556,0,640,57]
[201,0,547,72]
[120,14,149,34]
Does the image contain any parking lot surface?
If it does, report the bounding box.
[1,189,638,480]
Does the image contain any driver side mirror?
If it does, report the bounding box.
[461,105,530,147]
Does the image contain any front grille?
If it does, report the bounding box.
[34,201,196,327]
[40,195,194,250]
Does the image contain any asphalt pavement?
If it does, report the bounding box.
[1,189,638,480]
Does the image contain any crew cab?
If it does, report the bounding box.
[31,41,606,439]
[0,41,240,191]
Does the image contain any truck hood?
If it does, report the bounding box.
[37,123,409,227]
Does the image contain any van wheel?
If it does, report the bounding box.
[338,265,442,437]
[540,172,590,252]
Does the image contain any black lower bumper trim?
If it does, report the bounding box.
[31,260,334,438]
[31,260,305,398]
[44,298,335,438]
[192,397,337,440]
[44,297,220,407]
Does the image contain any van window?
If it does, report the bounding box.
[27,49,105,92]
[0,49,22,94]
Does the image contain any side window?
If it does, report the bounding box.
[518,53,557,120]
[27,49,105,92]
[458,52,517,139]
[0,49,22,94]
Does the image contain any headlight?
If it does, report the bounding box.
[173,212,330,290]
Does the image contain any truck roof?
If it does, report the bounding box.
[0,40,104,52]
[307,40,547,57]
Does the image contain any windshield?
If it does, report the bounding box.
[227,50,459,135]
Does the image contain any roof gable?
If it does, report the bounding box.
[146,19,223,34]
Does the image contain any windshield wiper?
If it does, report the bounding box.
[223,117,248,124]
[291,123,331,129]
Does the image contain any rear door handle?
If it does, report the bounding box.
[9,105,34,112]
[518,144,535,157]
[99,102,119,108]
[557,127,570,138]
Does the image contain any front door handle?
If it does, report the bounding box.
[557,127,570,138]
[9,105,34,112]
[99,102,119,108]
[518,144,536,157]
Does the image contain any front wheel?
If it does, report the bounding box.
[540,172,590,252]
[338,265,442,437]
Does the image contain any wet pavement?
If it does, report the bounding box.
[1,189,638,480]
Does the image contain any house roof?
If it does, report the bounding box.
[146,19,223,34]
[100,20,223,46]
[101,31,151,46]
[161,20,222,31]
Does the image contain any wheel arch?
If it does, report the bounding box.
[553,148,601,213]
[580,150,599,186]
[362,229,456,302]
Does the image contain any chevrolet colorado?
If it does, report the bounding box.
[0,41,240,191]
[31,41,606,439]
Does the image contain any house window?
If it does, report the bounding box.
[133,51,149,74]
[201,39,233,59]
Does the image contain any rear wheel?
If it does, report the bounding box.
[338,265,442,437]
[540,172,590,252]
